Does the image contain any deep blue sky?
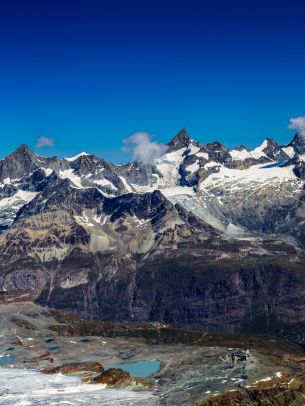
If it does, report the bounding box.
[1,0,305,162]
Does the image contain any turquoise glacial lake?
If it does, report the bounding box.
[0,356,15,365]
[105,359,161,378]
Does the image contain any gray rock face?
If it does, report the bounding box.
[0,144,42,183]
[262,138,290,161]
[167,128,191,151]
[288,133,305,155]
[115,161,161,188]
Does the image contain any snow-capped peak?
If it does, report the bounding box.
[229,140,269,161]
[249,139,268,159]
[65,152,90,162]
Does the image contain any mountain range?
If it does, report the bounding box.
[1,129,305,341]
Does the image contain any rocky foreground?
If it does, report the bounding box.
[2,297,305,405]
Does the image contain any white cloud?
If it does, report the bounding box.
[288,116,305,136]
[122,132,167,164]
[35,136,54,148]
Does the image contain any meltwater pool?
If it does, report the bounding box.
[105,359,161,378]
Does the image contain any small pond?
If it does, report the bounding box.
[47,346,61,351]
[105,359,161,378]
[0,355,15,365]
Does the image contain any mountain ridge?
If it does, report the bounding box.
[1,129,305,339]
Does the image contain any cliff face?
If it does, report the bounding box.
[2,241,304,341]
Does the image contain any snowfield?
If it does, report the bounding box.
[0,368,160,405]
[199,163,298,191]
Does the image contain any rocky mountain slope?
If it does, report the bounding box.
[1,129,305,339]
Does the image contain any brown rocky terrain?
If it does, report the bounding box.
[1,297,305,404]
[201,374,305,406]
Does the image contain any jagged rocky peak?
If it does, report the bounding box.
[70,153,104,175]
[0,144,43,183]
[204,140,231,163]
[14,143,34,155]
[8,144,38,163]
[289,133,305,155]
[167,127,191,151]
[261,138,290,161]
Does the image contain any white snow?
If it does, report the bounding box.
[229,140,269,161]
[0,190,37,209]
[186,161,199,174]
[0,177,12,187]
[226,223,247,237]
[229,148,252,161]
[160,187,195,198]
[166,193,226,231]
[96,188,116,198]
[42,167,53,176]
[282,146,295,158]
[254,377,272,383]
[187,143,200,155]
[154,147,186,188]
[196,151,209,160]
[249,140,268,159]
[132,215,150,227]
[204,161,220,169]
[0,368,158,405]
[119,176,133,193]
[93,178,118,191]
[74,211,95,227]
[200,163,297,191]
[275,372,282,378]
[65,152,90,161]
[59,169,83,188]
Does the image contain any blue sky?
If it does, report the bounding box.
[1,0,305,162]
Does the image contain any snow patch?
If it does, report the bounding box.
[0,190,37,209]
[0,177,12,187]
[93,178,118,191]
[0,368,157,405]
[282,146,295,158]
[154,147,186,188]
[186,161,200,174]
[65,152,90,161]
[200,163,297,191]
[204,161,220,169]
[275,372,282,378]
[187,143,200,155]
[254,377,272,383]
[42,167,53,176]
[229,148,252,161]
[196,151,209,160]
[250,140,268,159]
[59,169,83,188]
[119,176,133,193]
[74,211,94,227]
[160,187,195,198]
[230,140,269,161]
